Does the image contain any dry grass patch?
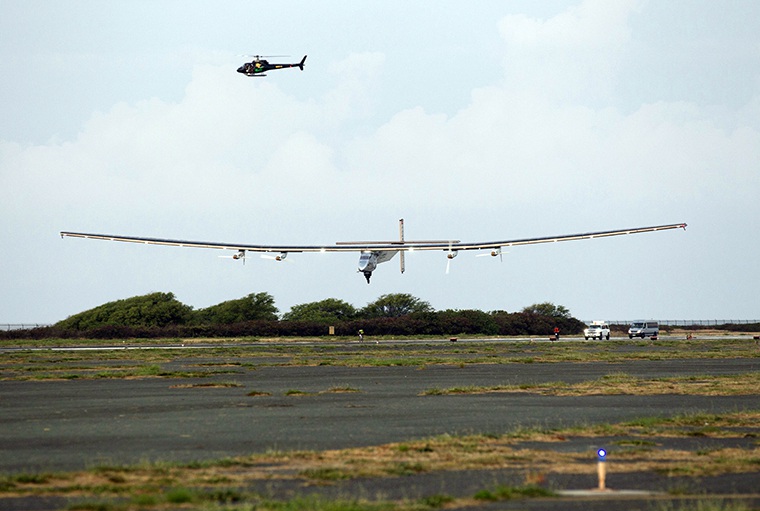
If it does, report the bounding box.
[321,385,362,394]
[423,372,760,397]
[3,338,760,379]
[169,381,242,389]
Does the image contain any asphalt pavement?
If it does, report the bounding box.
[1,357,757,473]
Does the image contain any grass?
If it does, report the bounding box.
[170,381,242,388]
[1,338,759,382]
[653,499,752,511]
[474,484,556,501]
[421,372,760,396]
[323,385,362,393]
[285,389,312,396]
[247,390,272,396]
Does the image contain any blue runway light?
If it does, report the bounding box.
[597,448,607,460]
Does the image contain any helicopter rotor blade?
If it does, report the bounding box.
[240,54,290,59]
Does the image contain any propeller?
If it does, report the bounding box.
[445,249,458,274]
[476,248,506,262]
[261,252,292,263]
[219,250,247,264]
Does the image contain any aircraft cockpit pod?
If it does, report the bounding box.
[358,251,379,283]
[357,252,378,272]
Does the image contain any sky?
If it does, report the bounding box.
[2,0,759,325]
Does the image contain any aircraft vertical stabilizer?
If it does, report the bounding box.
[399,218,405,274]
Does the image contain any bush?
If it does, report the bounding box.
[2,292,588,340]
[191,292,278,324]
[55,292,192,331]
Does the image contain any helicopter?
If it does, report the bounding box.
[237,55,307,77]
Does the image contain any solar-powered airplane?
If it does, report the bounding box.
[61,220,686,283]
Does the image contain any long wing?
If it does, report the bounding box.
[60,223,687,255]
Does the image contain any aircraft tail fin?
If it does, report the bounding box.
[299,55,307,70]
[399,218,405,274]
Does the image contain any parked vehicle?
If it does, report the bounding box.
[584,321,610,340]
[628,320,659,339]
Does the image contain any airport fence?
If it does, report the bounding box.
[1,324,52,331]
[605,320,759,327]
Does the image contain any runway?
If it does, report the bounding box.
[1,356,757,474]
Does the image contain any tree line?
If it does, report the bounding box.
[1,292,586,340]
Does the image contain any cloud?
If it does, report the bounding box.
[5,0,754,229]
[3,3,755,234]
[324,52,385,123]
[2,19,754,243]
[498,0,642,103]
[500,0,638,48]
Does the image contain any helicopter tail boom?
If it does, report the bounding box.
[298,55,307,71]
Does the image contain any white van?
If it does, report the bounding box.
[628,320,659,339]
